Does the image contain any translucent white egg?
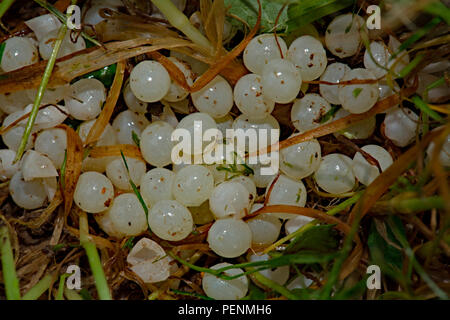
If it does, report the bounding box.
[233,73,275,120]
[105,156,146,191]
[287,35,327,81]
[9,171,47,209]
[39,30,86,60]
[1,111,36,151]
[333,108,376,140]
[108,193,148,236]
[291,93,332,133]
[247,159,278,188]
[0,149,19,181]
[388,36,410,76]
[325,14,366,58]
[164,57,194,102]
[314,153,356,194]
[73,171,114,213]
[378,81,399,112]
[352,144,393,186]
[285,215,314,236]
[363,41,390,79]
[247,204,281,246]
[140,121,174,167]
[170,50,209,76]
[287,275,313,290]
[338,68,379,114]
[0,91,33,114]
[25,14,61,42]
[65,79,106,120]
[1,37,39,72]
[172,165,214,207]
[148,199,193,241]
[207,218,252,258]
[383,107,419,147]
[249,253,289,286]
[229,175,257,203]
[20,103,68,130]
[79,119,117,146]
[202,262,248,300]
[130,61,171,103]
[112,110,150,145]
[26,85,70,105]
[174,112,218,156]
[191,75,233,119]
[140,168,175,206]
[123,81,148,113]
[209,181,250,219]
[94,209,125,238]
[83,5,113,26]
[215,114,234,138]
[243,34,287,75]
[319,63,351,105]
[34,128,67,168]
[265,174,307,220]
[280,137,321,180]
[127,238,171,284]
[261,58,302,104]
[21,150,58,181]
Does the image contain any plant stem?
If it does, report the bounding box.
[14,25,67,162]
[374,195,445,214]
[79,211,112,300]
[150,0,214,54]
[64,287,83,300]
[56,273,69,300]
[0,226,21,300]
[263,192,363,254]
[252,271,298,300]
[0,0,14,20]
[22,274,53,300]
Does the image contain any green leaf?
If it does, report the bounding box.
[241,283,267,300]
[411,95,443,122]
[332,277,367,300]
[225,0,289,32]
[424,1,450,25]
[79,288,93,300]
[122,237,135,250]
[352,88,363,98]
[73,64,117,88]
[0,41,6,65]
[287,0,354,31]
[285,224,339,254]
[319,105,340,124]
[367,219,405,282]
[131,131,141,148]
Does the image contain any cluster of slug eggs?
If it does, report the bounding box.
[1,5,449,300]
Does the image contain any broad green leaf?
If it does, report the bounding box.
[287,0,354,31]
[225,0,289,32]
[285,224,339,254]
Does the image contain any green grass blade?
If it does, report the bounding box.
[0,226,21,300]
[411,95,443,122]
[0,0,14,20]
[14,25,67,162]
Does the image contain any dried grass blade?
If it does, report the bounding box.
[89,144,144,161]
[57,124,83,217]
[190,0,261,92]
[85,61,126,146]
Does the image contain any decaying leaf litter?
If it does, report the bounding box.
[0,0,449,300]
